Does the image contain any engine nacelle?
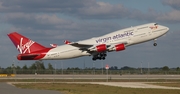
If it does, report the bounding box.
[95,44,107,52]
[114,44,125,51]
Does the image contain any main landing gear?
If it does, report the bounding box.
[153,39,157,46]
[92,52,107,61]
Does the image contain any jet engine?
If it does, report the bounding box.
[95,44,107,52]
[108,44,125,52]
[113,44,125,51]
[89,44,107,52]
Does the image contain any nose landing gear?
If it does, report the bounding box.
[153,43,157,46]
[153,39,157,46]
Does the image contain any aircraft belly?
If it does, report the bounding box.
[60,50,86,59]
[43,45,90,60]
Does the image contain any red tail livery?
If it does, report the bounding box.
[8,32,51,60]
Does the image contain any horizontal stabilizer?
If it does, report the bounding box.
[17,54,40,60]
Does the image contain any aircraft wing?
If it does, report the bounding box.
[64,40,93,48]
[68,42,93,48]
[67,41,128,52]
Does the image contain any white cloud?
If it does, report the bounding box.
[157,10,180,23]
[0,0,130,19]
[1,12,121,42]
[163,0,180,10]
[35,14,71,25]
[1,0,179,23]
[77,2,129,19]
[0,0,94,12]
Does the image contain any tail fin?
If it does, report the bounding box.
[8,32,46,54]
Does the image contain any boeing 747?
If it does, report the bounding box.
[8,23,169,61]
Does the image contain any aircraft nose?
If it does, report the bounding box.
[162,25,169,33]
[165,27,169,33]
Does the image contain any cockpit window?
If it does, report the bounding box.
[154,23,158,25]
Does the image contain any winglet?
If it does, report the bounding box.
[50,44,57,48]
[64,40,71,44]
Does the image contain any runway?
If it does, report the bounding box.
[1,74,180,90]
[92,82,180,89]
[9,82,180,90]
[1,74,180,79]
[69,82,180,89]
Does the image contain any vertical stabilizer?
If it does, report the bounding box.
[8,32,46,54]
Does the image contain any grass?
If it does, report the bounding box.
[152,82,180,88]
[14,83,180,94]
[2,77,180,94]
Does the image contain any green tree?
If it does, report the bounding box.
[29,63,37,70]
[176,67,180,71]
[35,60,45,70]
[162,66,169,71]
[162,66,169,74]
[67,67,71,70]
[48,63,54,70]
[74,67,80,70]
[6,66,12,70]
[16,66,21,70]
[22,64,28,70]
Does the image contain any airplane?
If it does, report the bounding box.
[7,23,169,61]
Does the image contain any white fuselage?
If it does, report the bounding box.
[43,23,169,60]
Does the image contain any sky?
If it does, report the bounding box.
[0,0,180,69]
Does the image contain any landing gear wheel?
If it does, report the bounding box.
[153,39,157,46]
[153,43,157,46]
[92,52,107,60]
[92,57,96,61]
